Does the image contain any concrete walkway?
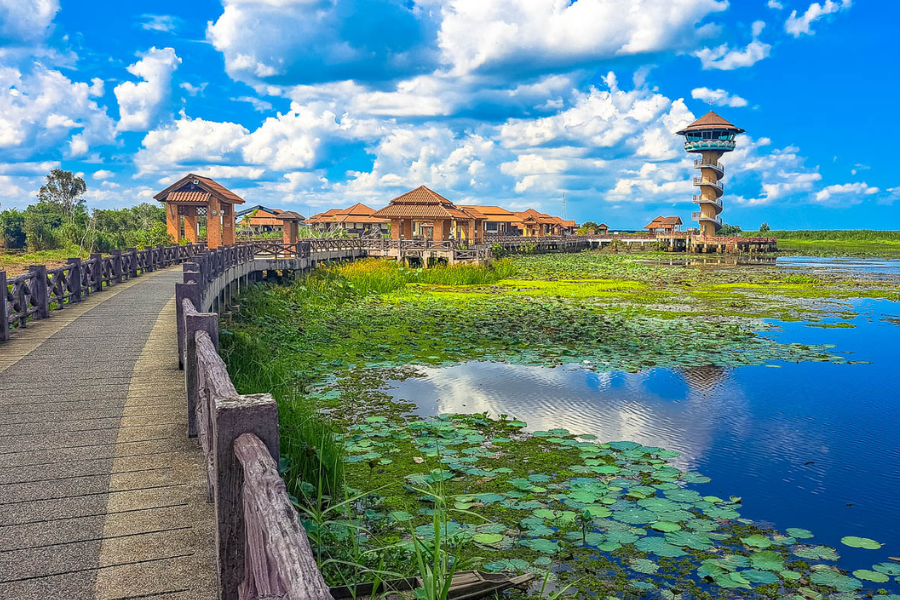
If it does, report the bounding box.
[0,267,217,600]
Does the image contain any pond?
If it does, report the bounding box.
[383,259,900,572]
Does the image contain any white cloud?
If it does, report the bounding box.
[785,0,852,37]
[691,87,748,108]
[0,64,116,157]
[694,21,771,70]
[180,82,208,96]
[0,0,59,45]
[93,169,114,180]
[237,96,273,112]
[767,0,783,8]
[814,181,878,203]
[135,115,249,174]
[437,0,727,75]
[114,47,182,132]
[139,14,179,33]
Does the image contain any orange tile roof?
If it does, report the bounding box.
[168,190,211,203]
[373,186,472,220]
[466,205,522,222]
[308,203,388,224]
[154,173,244,205]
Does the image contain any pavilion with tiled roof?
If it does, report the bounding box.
[373,186,478,242]
[644,216,683,234]
[307,203,389,237]
[154,173,245,248]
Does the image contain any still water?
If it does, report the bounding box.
[384,259,900,570]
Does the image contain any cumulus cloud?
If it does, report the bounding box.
[437,0,727,75]
[0,0,59,45]
[691,87,748,108]
[93,169,114,180]
[139,14,180,33]
[814,181,878,203]
[0,64,116,158]
[785,0,852,37]
[114,47,182,132]
[206,0,437,86]
[694,22,771,70]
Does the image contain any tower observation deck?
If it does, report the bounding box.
[676,111,745,237]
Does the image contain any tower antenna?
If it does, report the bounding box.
[561,192,567,220]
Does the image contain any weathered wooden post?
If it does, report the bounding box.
[183,301,218,438]
[213,392,280,600]
[28,265,49,320]
[90,253,102,292]
[67,258,83,303]
[111,249,123,283]
[0,271,9,342]
[127,248,138,278]
[176,282,202,370]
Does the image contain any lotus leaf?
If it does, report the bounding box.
[809,570,862,592]
[780,570,802,581]
[841,536,882,549]
[665,530,713,550]
[786,527,814,539]
[740,534,773,549]
[629,558,660,574]
[635,536,687,558]
[852,569,890,583]
[873,562,900,576]
[651,521,682,533]
[583,505,612,518]
[713,572,752,589]
[792,545,839,561]
[749,550,783,572]
[388,510,413,522]
[605,529,641,544]
[473,533,504,545]
[613,508,656,525]
[520,538,561,554]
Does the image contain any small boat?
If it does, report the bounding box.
[330,570,536,600]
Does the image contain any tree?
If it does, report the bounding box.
[576,221,600,235]
[23,203,64,250]
[37,169,87,224]
[0,209,26,248]
[759,222,770,233]
[718,223,742,236]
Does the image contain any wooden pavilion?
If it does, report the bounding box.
[644,216,683,235]
[373,186,479,243]
[154,174,244,249]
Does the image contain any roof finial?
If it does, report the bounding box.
[708,99,715,110]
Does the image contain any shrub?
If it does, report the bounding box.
[0,209,26,249]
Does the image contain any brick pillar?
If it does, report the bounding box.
[183,206,198,243]
[222,203,235,246]
[207,197,222,249]
[391,219,401,240]
[166,202,181,243]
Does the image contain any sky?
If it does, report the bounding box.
[0,0,898,229]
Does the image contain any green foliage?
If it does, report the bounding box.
[37,169,87,222]
[23,203,65,250]
[759,222,770,233]
[0,209,26,248]
[718,223,742,236]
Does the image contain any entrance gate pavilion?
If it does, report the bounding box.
[154,174,245,249]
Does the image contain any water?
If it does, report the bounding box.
[383,259,900,570]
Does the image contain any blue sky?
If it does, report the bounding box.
[0,0,897,229]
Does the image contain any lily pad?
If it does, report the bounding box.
[749,550,783,572]
[841,536,882,549]
[629,558,660,574]
[651,521,682,533]
[852,569,890,583]
[740,534,773,549]
[473,533,504,546]
[786,527,814,539]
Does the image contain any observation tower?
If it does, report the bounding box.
[676,111,745,237]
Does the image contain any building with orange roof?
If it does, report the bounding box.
[676,110,745,237]
[307,203,389,237]
[154,173,244,248]
[235,205,299,235]
[373,186,480,243]
[644,216,683,235]
[466,205,523,235]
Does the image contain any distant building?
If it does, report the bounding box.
[236,205,300,234]
[466,205,523,235]
[644,216,683,235]
[372,186,481,243]
[307,203,390,237]
[676,111,745,237]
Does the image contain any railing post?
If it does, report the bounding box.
[0,271,8,342]
[111,249,123,283]
[90,253,102,292]
[28,265,50,320]
[184,304,218,438]
[66,258,83,303]
[127,248,138,278]
[213,393,280,600]
[176,282,202,369]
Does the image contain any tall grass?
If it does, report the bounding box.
[221,328,346,503]
[327,257,517,296]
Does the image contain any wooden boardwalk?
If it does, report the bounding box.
[0,267,217,600]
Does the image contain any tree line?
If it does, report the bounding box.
[0,169,174,253]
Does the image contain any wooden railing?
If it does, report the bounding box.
[177,241,364,600]
[1,243,204,342]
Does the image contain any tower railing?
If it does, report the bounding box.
[693,159,724,174]
[692,177,723,192]
[692,212,723,226]
[692,195,722,209]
